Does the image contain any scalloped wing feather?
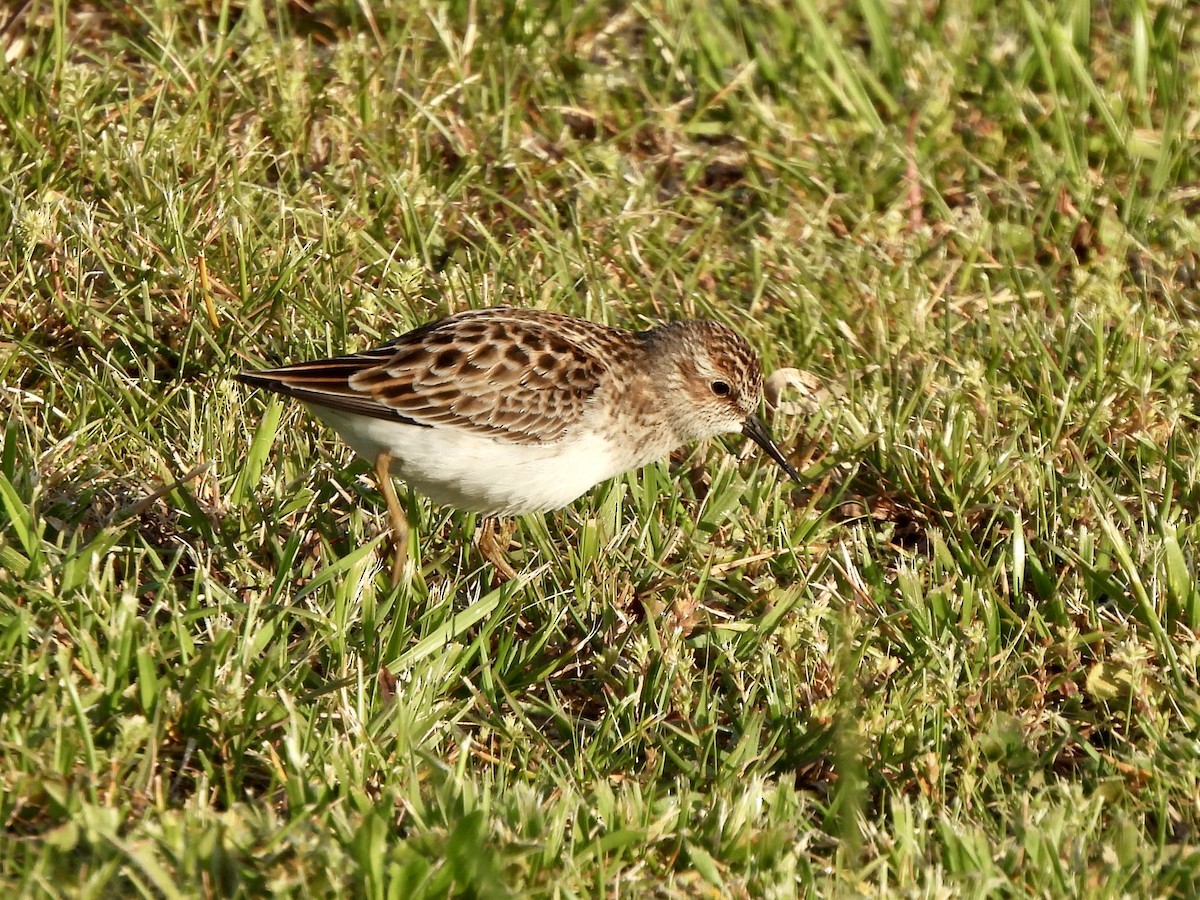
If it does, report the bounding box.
[237,309,633,445]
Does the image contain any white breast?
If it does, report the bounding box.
[307,405,631,516]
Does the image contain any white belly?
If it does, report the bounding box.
[307,405,628,516]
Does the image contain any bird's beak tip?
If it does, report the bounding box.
[742,415,802,485]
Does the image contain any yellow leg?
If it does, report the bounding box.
[476,517,518,582]
[374,451,409,581]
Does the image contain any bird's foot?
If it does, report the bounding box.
[477,517,519,583]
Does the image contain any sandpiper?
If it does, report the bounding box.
[237,306,800,579]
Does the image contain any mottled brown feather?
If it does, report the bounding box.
[236,308,639,445]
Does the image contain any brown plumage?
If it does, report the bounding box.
[237,307,800,578]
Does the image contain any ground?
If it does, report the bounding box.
[2,0,1200,895]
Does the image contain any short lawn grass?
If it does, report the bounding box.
[3,0,1200,895]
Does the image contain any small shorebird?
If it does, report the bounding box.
[237,306,801,580]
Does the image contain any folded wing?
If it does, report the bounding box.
[237,308,624,445]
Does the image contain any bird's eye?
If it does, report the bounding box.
[711,380,731,397]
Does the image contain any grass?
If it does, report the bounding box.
[2,0,1200,894]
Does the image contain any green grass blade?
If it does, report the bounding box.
[229,397,284,508]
